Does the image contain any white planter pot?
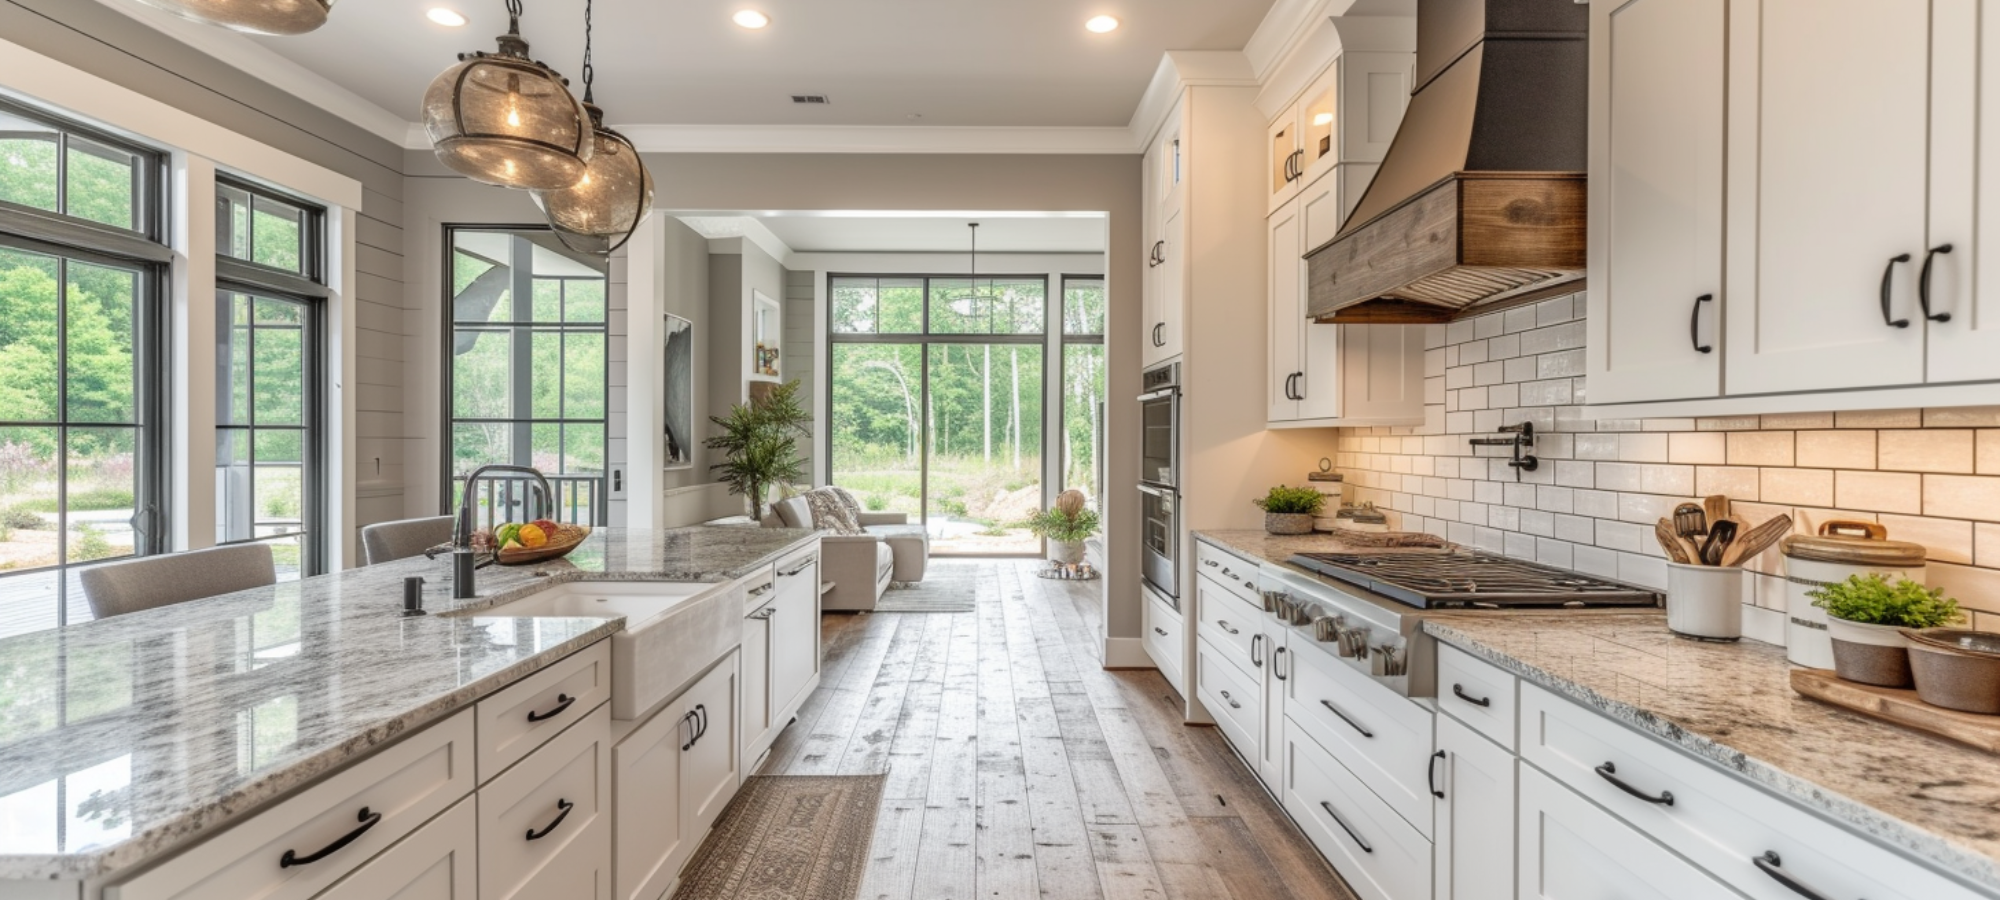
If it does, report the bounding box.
[1823,616,1913,648]
[1048,540,1086,565]
[1782,555,1925,669]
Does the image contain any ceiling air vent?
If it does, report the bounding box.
[790,94,831,105]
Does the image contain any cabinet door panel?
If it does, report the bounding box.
[1269,111,1303,215]
[1268,200,1304,423]
[740,602,772,758]
[1518,766,1735,900]
[613,699,687,900]
[317,798,477,900]
[1725,0,1929,394]
[1586,0,1725,403]
[1930,0,2000,382]
[770,569,820,717]
[1158,207,1186,360]
[1434,715,1515,900]
[1257,625,1288,786]
[1339,325,1426,423]
[681,653,740,840]
[1298,180,1345,421]
[479,704,611,900]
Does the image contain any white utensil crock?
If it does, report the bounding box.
[1667,562,1745,641]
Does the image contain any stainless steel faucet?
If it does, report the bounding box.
[452,464,554,599]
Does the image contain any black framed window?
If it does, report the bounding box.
[1060,276,1106,510]
[0,103,168,638]
[445,228,608,529]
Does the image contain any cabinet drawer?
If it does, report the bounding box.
[1519,764,1736,900]
[315,795,476,900]
[1194,542,1264,603]
[1286,641,1434,837]
[742,567,776,614]
[107,710,475,900]
[1520,684,1984,900]
[1196,573,1262,665]
[1143,586,1184,689]
[480,703,612,900]
[1436,642,1517,751]
[1283,724,1433,900]
[1195,636,1261,760]
[478,640,611,783]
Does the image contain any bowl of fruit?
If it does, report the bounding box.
[490,518,592,566]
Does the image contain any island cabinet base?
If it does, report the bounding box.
[613,650,740,900]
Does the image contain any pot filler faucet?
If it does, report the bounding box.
[453,464,554,599]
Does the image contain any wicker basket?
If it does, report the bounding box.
[1265,513,1314,535]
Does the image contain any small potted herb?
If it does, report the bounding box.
[1254,486,1325,536]
[1809,574,1964,687]
[1026,490,1100,565]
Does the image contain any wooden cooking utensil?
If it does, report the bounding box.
[1704,495,1731,527]
[1655,518,1697,565]
[1701,519,1739,566]
[1721,514,1796,568]
[1672,502,1708,541]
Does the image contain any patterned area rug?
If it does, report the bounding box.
[671,775,885,900]
[870,559,987,613]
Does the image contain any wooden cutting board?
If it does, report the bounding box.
[1791,667,2000,754]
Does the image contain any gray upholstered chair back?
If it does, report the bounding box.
[80,543,277,620]
[360,516,455,566]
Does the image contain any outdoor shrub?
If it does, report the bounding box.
[0,506,45,531]
[71,522,114,562]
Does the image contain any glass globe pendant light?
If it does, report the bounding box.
[532,0,655,255]
[130,0,333,35]
[421,0,593,190]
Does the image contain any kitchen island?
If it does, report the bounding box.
[0,525,820,898]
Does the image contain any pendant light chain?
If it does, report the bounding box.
[579,0,595,104]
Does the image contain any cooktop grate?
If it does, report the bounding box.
[1287,550,1661,609]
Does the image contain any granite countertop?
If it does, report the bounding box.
[1424,612,2000,894]
[0,526,819,883]
[1194,527,1450,569]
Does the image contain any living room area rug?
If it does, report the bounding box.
[870,558,986,613]
[671,774,886,900]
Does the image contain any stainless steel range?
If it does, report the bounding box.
[1262,548,1660,698]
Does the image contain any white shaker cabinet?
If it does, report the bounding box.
[1723,0,1935,395]
[1927,1,2000,383]
[1518,766,1739,900]
[1585,0,1727,404]
[769,550,821,718]
[1432,714,1515,900]
[1268,197,1307,423]
[316,798,478,900]
[1144,101,1187,367]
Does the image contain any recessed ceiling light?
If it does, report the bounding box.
[425,7,466,27]
[733,10,770,29]
[1085,15,1119,33]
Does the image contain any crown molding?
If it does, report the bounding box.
[609,124,1139,155]
[1126,50,1260,150]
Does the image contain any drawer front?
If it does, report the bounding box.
[1283,724,1433,900]
[1520,684,1983,900]
[1196,573,1262,665]
[315,795,476,900]
[480,703,612,900]
[108,710,475,900]
[1195,636,1262,759]
[1143,586,1184,688]
[1436,642,1518,751]
[1286,640,1434,837]
[1194,541,1263,603]
[1519,765,1737,900]
[741,566,777,614]
[478,640,612,783]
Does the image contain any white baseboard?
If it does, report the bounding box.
[1104,636,1154,669]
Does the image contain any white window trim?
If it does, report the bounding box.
[0,36,364,568]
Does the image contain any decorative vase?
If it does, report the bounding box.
[1825,616,1915,687]
[1049,539,1086,566]
[1265,513,1314,535]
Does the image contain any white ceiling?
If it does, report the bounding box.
[677,213,1106,254]
[239,0,1277,129]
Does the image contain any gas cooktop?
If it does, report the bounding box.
[1287,550,1661,610]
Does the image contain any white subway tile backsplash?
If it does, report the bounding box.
[1555,460,1594,488]
[1924,474,2000,520]
[1695,466,1761,502]
[1834,470,1923,514]
[1538,348,1586,379]
[1668,432,1727,465]
[1504,531,1537,559]
[1762,468,1835,507]
[1595,519,1645,553]
[1473,360,1506,386]
[1641,418,1699,432]
[1538,486,1575,514]
[1979,523,2000,568]
[1459,340,1489,366]
[1537,537,1574,568]
[1619,433,1670,463]
[1925,406,2000,427]
[1877,514,1973,565]
[1836,408,1923,429]
[1555,514,1595,544]
[1698,416,1762,431]
[1980,430,2000,475]
[1878,429,1974,473]
[1728,430,1796,467]
[1575,489,1619,519]
[1796,430,1876,469]
[1521,508,1555,536]
[1478,311,1508,339]
[1537,295,1579,326]
[1505,306,1540,335]
[1640,464,1695,496]
[1488,333,1522,360]
[1488,382,1521,409]
[1761,411,1834,429]
[1576,433,1620,460]
[1595,462,1643,492]
[1573,544,1620,577]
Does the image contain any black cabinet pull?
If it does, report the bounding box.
[695,703,709,743]
[1319,800,1372,853]
[1880,253,1912,328]
[1595,761,1674,806]
[1451,683,1492,708]
[526,693,576,723]
[1153,323,1166,347]
[1428,750,1446,799]
[1690,294,1714,353]
[1149,240,1166,267]
[1251,633,1265,667]
[680,710,700,751]
[1920,243,1954,323]
[279,807,381,868]
[1319,699,1372,738]
[1217,620,1240,635]
[1153,626,1168,636]
[1274,646,1289,681]
[1219,689,1241,709]
[524,799,574,841]
[1753,851,1841,900]
[1291,372,1305,400]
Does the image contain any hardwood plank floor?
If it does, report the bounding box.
[758,559,1358,900]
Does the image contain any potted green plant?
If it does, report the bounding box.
[705,381,811,519]
[1254,485,1325,536]
[1809,573,1964,687]
[1026,489,1100,565]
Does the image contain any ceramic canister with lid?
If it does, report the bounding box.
[1780,520,1927,668]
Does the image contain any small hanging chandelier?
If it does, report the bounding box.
[131,0,333,35]
[532,0,655,255]
[948,223,1002,317]
[421,0,592,191]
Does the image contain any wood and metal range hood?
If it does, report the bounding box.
[1306,0,1589,324]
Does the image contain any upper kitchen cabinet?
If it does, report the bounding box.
[1585,0,1726,405]
[1926,1,2000,383]
[1264,25,1415,217]
[1144,97,1189,368]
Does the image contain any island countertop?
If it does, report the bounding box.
[0,525,819,883]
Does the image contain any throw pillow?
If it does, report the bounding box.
[773,496,811,530]
[801,487,865,536]
[828,486,865,523]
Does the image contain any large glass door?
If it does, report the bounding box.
[924,342,1042,555]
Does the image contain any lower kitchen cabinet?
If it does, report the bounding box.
[316,797,478,900]
[1256,618,1289,786]
[1518,764,1736,900]
[479,703,612,900]
[613,651,740,900]
[1433,713,1515,900]
[1284,725,1434,900]
[770,550,821,720]
[741,571,778,762]
[1143,585,1185,693]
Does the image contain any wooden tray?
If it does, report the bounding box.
[1791,667,2000,754]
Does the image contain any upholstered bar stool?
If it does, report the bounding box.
[79,543,278,620]
[360,515,455,566]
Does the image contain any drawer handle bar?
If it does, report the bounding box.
[526,693,577,723]
[1319,801,1372,854]
[780,558,817,577]
[525,799,575,841]
[1754,851,1845,900]
[1920,244,1954,323]
[1428,750,1446,799]
[1153,626,1168,637]
[1881,253,1912,328]
[279,807,381,868]
[748,583,774,597]
[1690,294,1714,353]
[1451,683,1492,708]
[1319,699,1372,738]
[681,710,700,750]
[1202,559,1219,568]
[1219,689,1242,709]
[1274,646,1289,682]
[695,703,709,743]
[1251,634,1265,667]
[1595,761,1674,806]
[1217,620,1240,635]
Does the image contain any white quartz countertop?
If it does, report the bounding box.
[0,525,819,883]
